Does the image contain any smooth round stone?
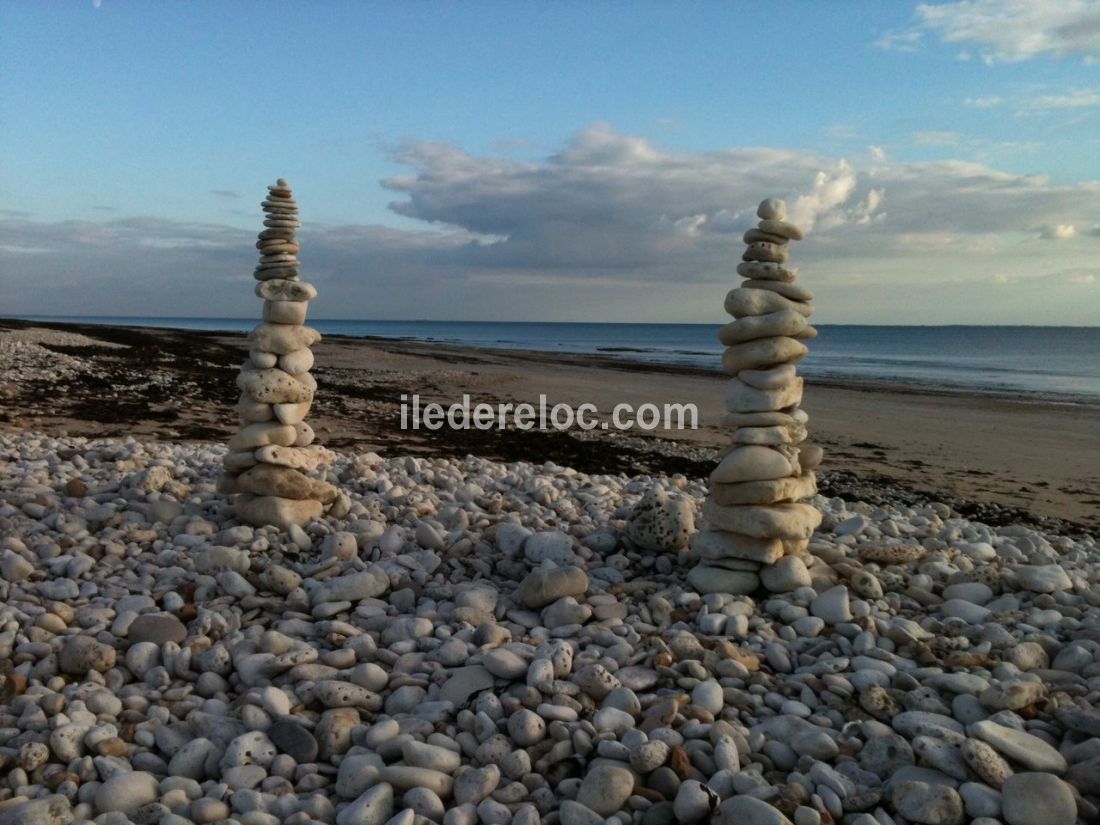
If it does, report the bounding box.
[616,667,659,692]
[941,599,991,624]
[336,782,393,825]
[404,787,444,821]
[761,556,811,593]
[674,779,718,823]
[630,740,671,773]
[687,565,759,595]
[483,649,527,679]
[507,709,546,746]
[721,336,808,374]
[716,795,793,825]
[523,530,576,564]
[741,280,813,305]
[125,641,160,677]
[402,740,461,774]
[969,721,1067,772]
[1013,564,1072,592]
[759,218,804,241]
[692,680,724,714]
[942,582,994,605]
[191,798,230,824]
[267,720,318,763]
[1002,773,1076,825]
[94,771,159,815]
[262,300,308,325]
[890,780,965,825]
[516,565,588,608]
[453,765,500,805]
[811,586,852,624]
[758,198,787,221]
[1006,642,1048,671]
[710,445,792,484]
[576,764,634,817]
[127,613,187,645]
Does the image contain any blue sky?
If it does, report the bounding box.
[2,1,1098,323]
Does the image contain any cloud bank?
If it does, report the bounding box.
[878,0,1100,63]
[1,124,1098,324]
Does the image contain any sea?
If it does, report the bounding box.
[14,317,1100,404]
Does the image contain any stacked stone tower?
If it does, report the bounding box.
[688,198,824,595]
[221,179,341,530]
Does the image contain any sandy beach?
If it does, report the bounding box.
[2,318,1098,530]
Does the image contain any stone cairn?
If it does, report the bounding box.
[688,198,824,595]
[220,179,346,530]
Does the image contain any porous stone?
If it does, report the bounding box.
[255,279,317,302]
[625,486,694,552]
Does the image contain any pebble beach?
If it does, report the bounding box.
[2,413,1100,825]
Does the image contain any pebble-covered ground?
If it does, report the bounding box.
[1,431,1098,825]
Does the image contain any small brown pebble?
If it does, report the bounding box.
[96,738,128,757]
[668,745,692,779]
[683,705,714,723]
[64,477,87,497]
[46,771,80,790]
[633,786,665,803]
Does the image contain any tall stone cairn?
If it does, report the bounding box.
[688,198,824,596]
[220,179,344,530]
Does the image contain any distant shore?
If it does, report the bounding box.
[2,316,1099,530]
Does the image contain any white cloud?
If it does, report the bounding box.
[873,30,924,52]
[2,124,1098,323]
[965,96,1003,108]
[1040,223,1078,239]
[789,162,859,232]
[870,145,888,162]
[880,0,1100,63]
[1022,89,1100,110]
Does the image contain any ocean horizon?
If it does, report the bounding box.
[9,315,1100,404]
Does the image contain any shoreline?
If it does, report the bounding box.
[6,315,1099,407]
[2,316,1099,531]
